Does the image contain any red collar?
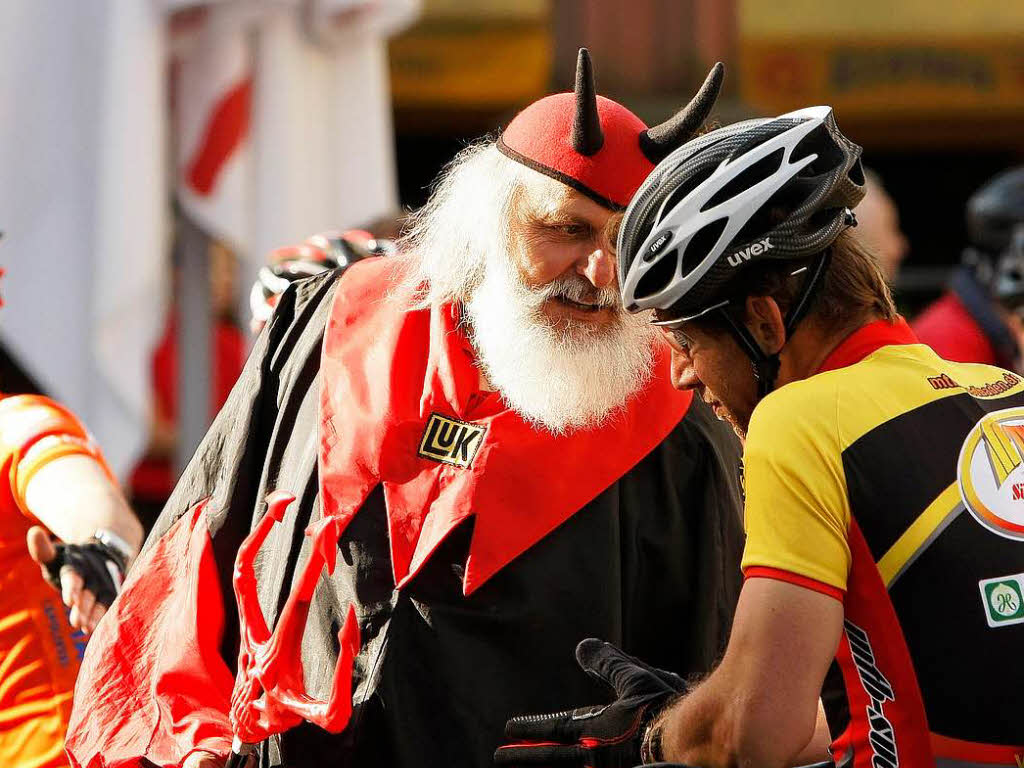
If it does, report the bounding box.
[318,258,691,595]
[817,316,918,374]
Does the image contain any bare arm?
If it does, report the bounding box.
[653,577,843,768]
[25,453,143,549]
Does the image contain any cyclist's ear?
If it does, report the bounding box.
[744,295,786,355]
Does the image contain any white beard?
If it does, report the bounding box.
[465,254,657,435]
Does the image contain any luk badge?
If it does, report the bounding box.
[418,413,486,468]
[957,407,1024,541]
[978,573,1024,628]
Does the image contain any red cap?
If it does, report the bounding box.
[497,49,725,211]
[500,93,653,210]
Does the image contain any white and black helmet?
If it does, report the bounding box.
[618,106,865,321]
[617,106,865,396]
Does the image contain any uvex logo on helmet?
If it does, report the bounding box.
[727,237,773,267]
[647,231,673,259]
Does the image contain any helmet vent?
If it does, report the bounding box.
[806,206,842,232]
[792,125,844,178]
[734,181,815,244]
[728,119,797,160]
[658,164,716,222]
[682,218,728,273]
[702,148,785,211]
[634,247,680,300]
[848,158,865,186]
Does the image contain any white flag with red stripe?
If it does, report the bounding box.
[173,0,418,270]
[172,1,263,254]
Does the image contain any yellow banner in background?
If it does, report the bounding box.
[390,0,551,110]
[391,22,551,109]
[739,40,1024,116]
[739,0,1024,38]
[738,0,1024,117]
[415,0,548,20]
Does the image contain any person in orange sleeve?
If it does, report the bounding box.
[0,393,143,768]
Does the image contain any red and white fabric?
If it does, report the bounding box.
[172,0,417,280]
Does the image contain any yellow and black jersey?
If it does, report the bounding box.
[742,318,1024,768]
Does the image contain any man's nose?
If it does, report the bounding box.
[577,248,616,290]
[670,347,700,391]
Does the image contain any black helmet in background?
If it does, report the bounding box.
[967,166,1024,258]
[964,166,1024,313]
[992,225,1024,313]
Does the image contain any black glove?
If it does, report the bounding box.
[494,639,689,767]
[43,537,127,608]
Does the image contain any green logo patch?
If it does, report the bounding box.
[979,574,1024,627]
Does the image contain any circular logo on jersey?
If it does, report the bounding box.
[957,406,1024,541]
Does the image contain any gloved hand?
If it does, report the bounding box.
[494,639,689,767]
[39,534,127,609]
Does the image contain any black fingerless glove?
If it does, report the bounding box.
[494,639,689,768]
[43,537,128,608]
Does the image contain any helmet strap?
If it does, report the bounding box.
[717,310,780,399]
[784,250,832,336]
[716,250,833,400]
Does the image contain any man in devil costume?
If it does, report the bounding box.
[65,51,743,768]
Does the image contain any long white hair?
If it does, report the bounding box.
[396,141,534,307]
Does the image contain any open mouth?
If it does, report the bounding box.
[553,295,606,313]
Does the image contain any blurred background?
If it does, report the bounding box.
[1,0,1022,529]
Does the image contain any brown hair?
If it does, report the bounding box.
[712,229,896,335]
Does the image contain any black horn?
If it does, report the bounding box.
[640,62,725,163]
[571,48,604,156]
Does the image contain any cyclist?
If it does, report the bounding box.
[1,399,145,768]
[856,168,909,282]
[619,106,1024,766]
[914,166,1024,370]
[0,247,143,768]
[497,107,1024,768]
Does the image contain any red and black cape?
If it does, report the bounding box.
[66,264,744,768]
